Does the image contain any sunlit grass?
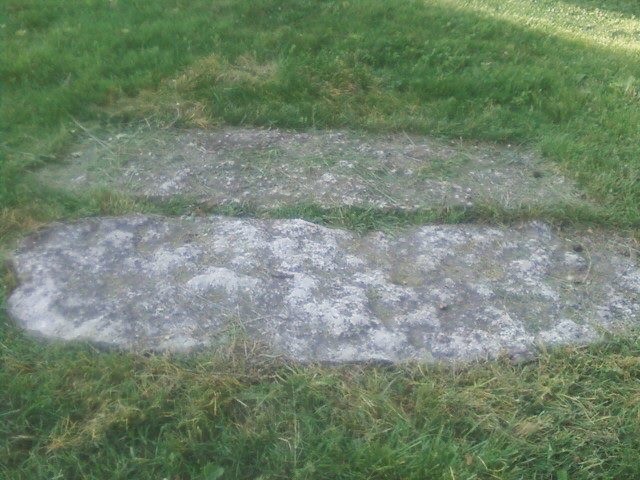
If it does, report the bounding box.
[453,0,640,50]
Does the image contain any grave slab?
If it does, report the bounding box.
[37,127,591,210]
[7,215,640,362]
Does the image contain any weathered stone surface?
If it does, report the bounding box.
[8,215,640,362]
[38,127,590,210]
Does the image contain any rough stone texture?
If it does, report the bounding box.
[8,215,640,362]
[37,127,591,210]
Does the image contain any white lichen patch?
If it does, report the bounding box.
[151,245,202,273]
[185,267,261,296]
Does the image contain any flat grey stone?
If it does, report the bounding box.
[7,215,640,363]
[38,127,591,210]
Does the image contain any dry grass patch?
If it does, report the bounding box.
[172,54,279,91]
[108,54,279,128]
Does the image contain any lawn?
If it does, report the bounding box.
[2,0,640,478]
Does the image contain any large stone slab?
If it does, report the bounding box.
[38,127,590,210]
[7,215,640,362]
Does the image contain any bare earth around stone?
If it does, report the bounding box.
[37,127,591,210]
[8,215,640,363]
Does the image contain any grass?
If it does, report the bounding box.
[2,322,640,479]
[3,0,640,229]
[2,0,640,478]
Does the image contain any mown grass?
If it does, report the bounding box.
[2,0,640,478]
[3,0,640,229]
[2,317,640,479]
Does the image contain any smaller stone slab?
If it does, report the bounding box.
[7,215,640,363]
[37,127,590,210]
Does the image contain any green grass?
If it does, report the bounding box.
[3,0,640,478]
[3,0,640,228]
[2,320,640,479]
